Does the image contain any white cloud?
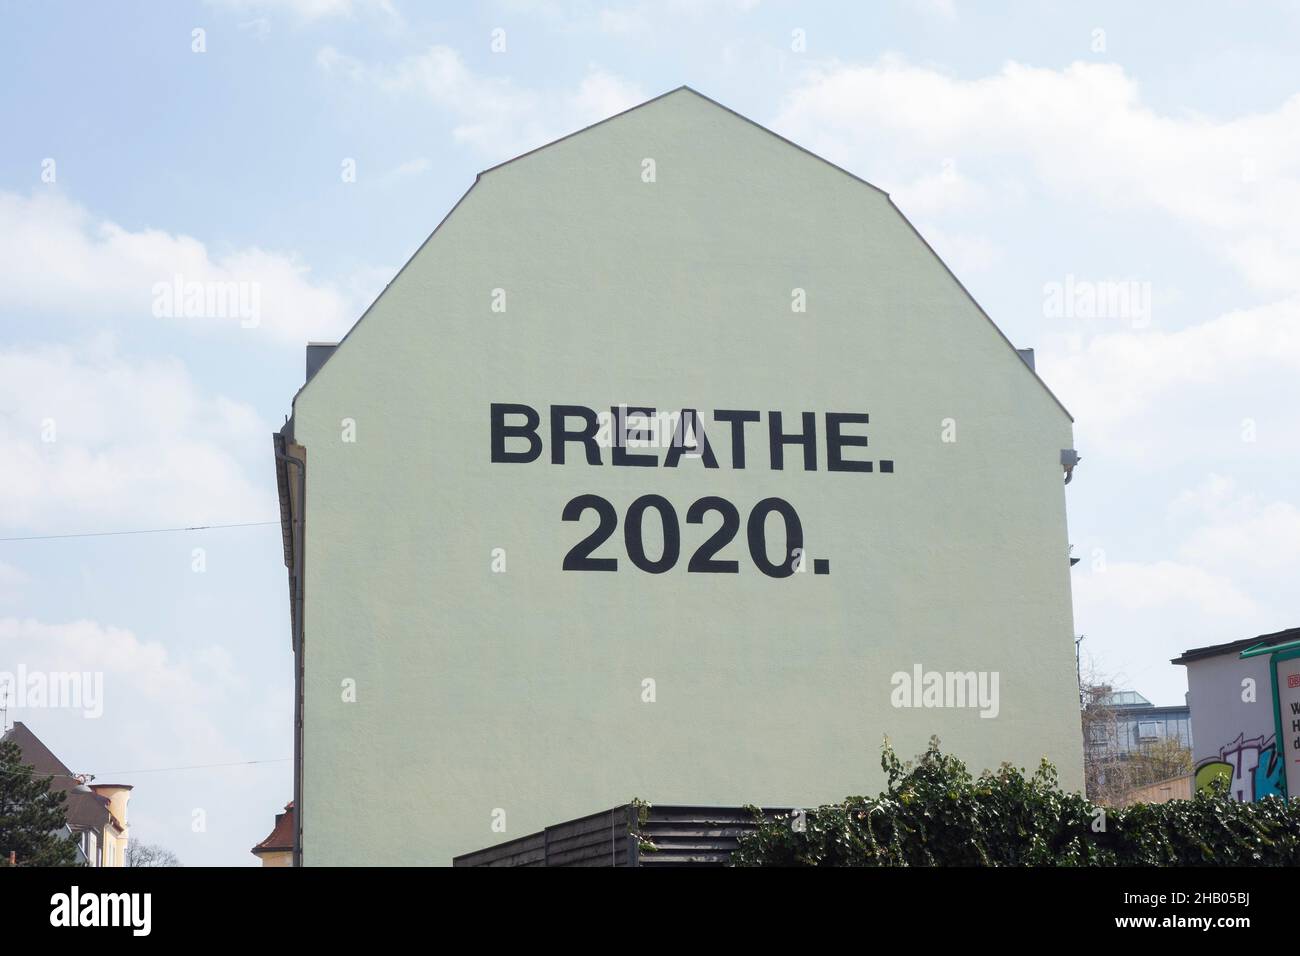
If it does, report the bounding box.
[772,55,1300,482]
[1038,295,1300,461]
[775,57,1300,296]
[1045,296,1300,403]
[371,157,433,188]
[0,191,354,345]
[1075,560,1257,618]
[1070,557,1264,699]
[889,165,991,217]
[598,8,649,34]
[0,563,27,605]
[1173,475,1300,576]
[387,157,432,178]
[913,222,1003,275]
[0,617,213,711]
[0,340,274,532]
[207,0,397,23]
[593,0,759,33]
[237,17,272,40]
[1070,474,1299,700]
[905,0,958,22]
[316,45,645,159]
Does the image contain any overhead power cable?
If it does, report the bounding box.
[0,521,279,543]
[0,757,291,782]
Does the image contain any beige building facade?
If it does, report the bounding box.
[276,88,1084,865]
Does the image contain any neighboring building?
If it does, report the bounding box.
[275,87,1085,865]
[1173,626,1300,802]
[1085,690,1192,760]
[251,801,295,867]
[1,722,131,866]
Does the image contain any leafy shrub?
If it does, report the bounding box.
[730,736,1300,866]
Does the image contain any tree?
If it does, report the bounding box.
[731,737,1300,866]
[126,842,181,867]
[1127,736,1193,790]
[1080,679,1129,804]
[0,739,80,866]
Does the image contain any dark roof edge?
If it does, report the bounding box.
[292,85,882,406]
[0,721,75,778]
[886,197,1074,423]
[477,85,890,198]
[273,425,300,648]
[1171,626,1300,666]
[288,180,479,418]
[292,84,1070,425]
[273,427,294,568]
[481,84,1069,423]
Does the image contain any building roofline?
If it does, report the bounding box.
[290,85,1072,423]
[251,801,295,856]
[884,196,1072,421]
[1,721,77,780]
[1171,626,1300,666]
[477,85,891,197]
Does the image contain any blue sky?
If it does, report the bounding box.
[2,0,1298,864]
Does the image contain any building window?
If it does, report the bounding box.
[1137,721,1160,741]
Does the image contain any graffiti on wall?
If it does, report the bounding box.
[1194,733,1284,802]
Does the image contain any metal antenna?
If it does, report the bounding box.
[0,677,10,732]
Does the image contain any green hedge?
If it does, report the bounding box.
[730,737,1300,866]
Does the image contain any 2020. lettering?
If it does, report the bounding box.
[563,494,804,578]
[490,403,894,579]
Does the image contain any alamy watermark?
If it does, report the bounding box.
[50,887,150,936]
[151,274,261,328]
[598,405,705,454]
[890,664,999,719]
[0,667,103,718]
[1043,274,1151,328]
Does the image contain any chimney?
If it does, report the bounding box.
[90,783,132,831]
[306,342,339,384]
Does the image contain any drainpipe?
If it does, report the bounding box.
[276,444,306,868]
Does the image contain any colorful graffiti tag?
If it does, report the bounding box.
[1194,733,1284,802]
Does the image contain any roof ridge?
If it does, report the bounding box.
[1,721,75,778]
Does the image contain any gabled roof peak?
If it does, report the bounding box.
[477,84,888,200]
[293,85,1071,424]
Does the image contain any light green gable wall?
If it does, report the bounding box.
[294,89,1081,866]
